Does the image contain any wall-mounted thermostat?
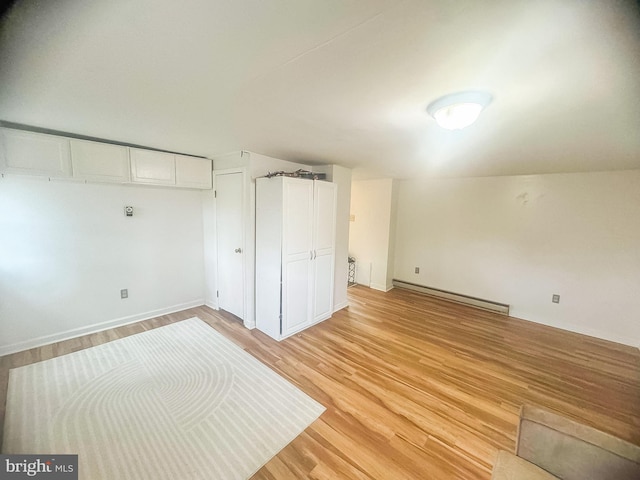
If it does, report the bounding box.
[124,206,134,217]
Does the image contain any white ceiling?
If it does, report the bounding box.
[1,0,639,179]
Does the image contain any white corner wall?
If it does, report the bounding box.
[393,170,640,347]
[349,178,395,291]
[386,180,399,290]
[0,175,206,355]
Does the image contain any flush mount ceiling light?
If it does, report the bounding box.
[426,91,493,130]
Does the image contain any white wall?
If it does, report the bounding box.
[0,175,205,355]
[393,170,640,347]
[349,178,396,291]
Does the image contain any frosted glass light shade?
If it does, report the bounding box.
[432,103,483,130]
[427,91,492,130]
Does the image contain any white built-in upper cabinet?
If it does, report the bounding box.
[0,127,212,189]
[130,149,213,188]
[175,154,213,189]
[256,176,337,341]
[70,139,130,183]
[0,128,72,178]
[130,148,176,185]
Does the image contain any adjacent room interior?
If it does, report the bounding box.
[1,1,639,479]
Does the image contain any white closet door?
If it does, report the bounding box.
[281,178,314,336]
[216,171,245,319]
[312,181,337,321]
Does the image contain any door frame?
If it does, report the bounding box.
[213,167,248,324]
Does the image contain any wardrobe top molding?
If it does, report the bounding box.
[0,121,207,160]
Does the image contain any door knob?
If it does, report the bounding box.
[234,248,242,253]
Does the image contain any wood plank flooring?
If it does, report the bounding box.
[1,286,639,479]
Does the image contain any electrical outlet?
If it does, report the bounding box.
[415,267,420,274]
[552,294,560,304]
[121,289,128,299]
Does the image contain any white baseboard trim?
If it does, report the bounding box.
[333,300,349,312]
[204,300,218,310]
[511,310,639,348]
[0,299,205,357]
[370,283,394,292]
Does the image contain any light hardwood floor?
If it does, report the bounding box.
[1,286,639,478]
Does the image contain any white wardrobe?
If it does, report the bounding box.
[256,176,337,340]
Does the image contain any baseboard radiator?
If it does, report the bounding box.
[392,279,510,315]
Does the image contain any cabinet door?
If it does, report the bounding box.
[70,139,130,183]
[282,257,313,336]
[281,178,314,337]
[0,128,71,177]
[175,154,212,189]
[130,148,176,185]
[312,181,337,321]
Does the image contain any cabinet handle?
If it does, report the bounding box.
[314,250,317,259]
[234,248,242,253]
[310,250,313,260]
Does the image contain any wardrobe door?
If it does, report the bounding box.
[281,178,315,336]
[312,181,337,322]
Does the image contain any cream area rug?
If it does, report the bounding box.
[2,317,325,479]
